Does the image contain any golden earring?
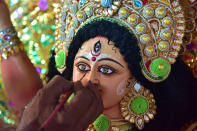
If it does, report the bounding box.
[120,82,157,130]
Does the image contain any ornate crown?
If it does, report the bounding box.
[54,0,185,83]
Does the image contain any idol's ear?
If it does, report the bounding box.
[126,77,136,89]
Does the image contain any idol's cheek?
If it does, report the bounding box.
[116,79,126,96]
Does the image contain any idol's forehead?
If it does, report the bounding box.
[76,37,123,61]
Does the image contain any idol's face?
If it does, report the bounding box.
[73,37,131,109]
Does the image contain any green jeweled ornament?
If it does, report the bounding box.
[130,96,148,115]
[55,50,66,69]
[150,58,170,79]
[93,115,110,131]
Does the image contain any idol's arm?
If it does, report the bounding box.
[0,1,43,112]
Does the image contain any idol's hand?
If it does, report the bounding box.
[0,0,12,29]
[17,75,103,131]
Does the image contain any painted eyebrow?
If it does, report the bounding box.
[75,56,90,61]
[98,58,124,68]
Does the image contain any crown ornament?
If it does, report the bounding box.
[54,0,185,83]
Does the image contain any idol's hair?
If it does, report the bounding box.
[47,19,197,130]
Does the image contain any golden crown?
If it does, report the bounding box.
[54,0,185,83]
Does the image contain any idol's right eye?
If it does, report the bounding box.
[76,63,91,72]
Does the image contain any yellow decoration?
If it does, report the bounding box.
[119,8,128,15]
[143,7,154,18]
[136,24,146,34]
[158,64,165,70]
[140,34,151,44]
[77,11,85,19]
[161,29,172,40]
[127,15,138,26]
[160,0,170,5]
[159,41,169,51]
[156,7,166,18]
[145,46,155,56]
[162,17,172,27]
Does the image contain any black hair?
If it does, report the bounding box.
[47,19,197,131]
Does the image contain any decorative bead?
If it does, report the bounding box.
[77,11,86,22]
[175,13,184,18]
[130,96,148,115]
[143,7,154,18]
[3,35,11,41]
[108,8,114,16]
[168,57,176,64]
[150,58,170,78]
[119,7,128,19]
[140,34,151,44]
[94,115,110,131]
[172,1,179,7]
[113,1,121,6]
[147,113,154,119]
[101,0,113,7]
[144,46,155,57]
[175,6,182,12]
[134,82,141,92]
[79,0,85,5]
[136,23,146,34]
[172,44,180,51]
[177,26,184,30]
[84,6,93,16]
[92,57,96,61]
[127,14,139,26]
[176,32,184,37]
[130,116,135,123]
[55,50,66,69]
[70,18,78,28]
[158,41,169,51]
[155,7,166,18]
[136,117,144,130]
[134,0,142,8]
[162,17,173,27]
[144,115,150,122]
[170,51,178,58]
[160,29,172,40]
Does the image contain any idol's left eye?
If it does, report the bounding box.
[98,66,114,75]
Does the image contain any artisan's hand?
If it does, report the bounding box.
[17,75,103,131]
[0,0,12,29]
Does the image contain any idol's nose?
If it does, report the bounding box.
[87,71,99,85]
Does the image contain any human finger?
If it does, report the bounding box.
[59,87,94,127]
[73,81,84,93]
[41,75,73,104]
[77,82,103,127]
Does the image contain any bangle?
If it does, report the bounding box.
[0,26,24,61]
